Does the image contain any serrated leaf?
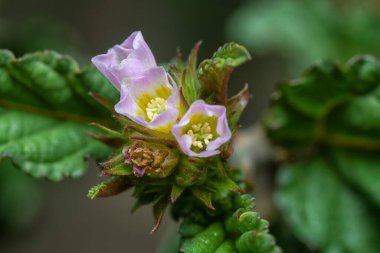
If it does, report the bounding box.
[0,50,118,180]
[87,177,131,199]
[190,187,215,210]
[276,156,380,253]
[266,55,380,150]
[198,42,251,104]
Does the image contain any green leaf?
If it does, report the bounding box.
[265,55,380,151]
[331,149,380,207]
[87,177,131,199]
[227,0,380,72]
[198,42,251,104]
[276,156,380,253]
[0,50,117,180]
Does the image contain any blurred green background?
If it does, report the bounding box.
[0,0,379,252]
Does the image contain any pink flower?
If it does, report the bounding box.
[172,100,231,157]
[91,31,156,91]
[115,67,181,133]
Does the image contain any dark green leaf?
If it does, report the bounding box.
[0,50,117,180]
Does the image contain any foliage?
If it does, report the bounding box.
[265,55,380,253]
[227,0,380,71]
[0,50,116,181]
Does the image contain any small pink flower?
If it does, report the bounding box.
[115,67,180,133]
[172,100,231,157]
[92,31,156,91]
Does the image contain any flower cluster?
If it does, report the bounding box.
[92,31,231,159]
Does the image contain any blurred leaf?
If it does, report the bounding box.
[0,50,118,181]
[331,149,380,207]
[0,160,42,231]
[276,156,380,253]
[267,55,380,253]
[227,0,380,71]
[266,55,380,150]
[198,42,251,104]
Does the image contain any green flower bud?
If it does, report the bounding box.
[215,240,237,253]
[180,222,225,253]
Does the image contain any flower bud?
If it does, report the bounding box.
[123,141,178,178]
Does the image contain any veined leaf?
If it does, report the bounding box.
[198,42,251,104]
[0,50,118,181]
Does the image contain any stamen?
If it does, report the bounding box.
[146,97,168,121]
[187,122,213,150]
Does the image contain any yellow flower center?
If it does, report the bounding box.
[146,97,167,121]
[187,122,213,149]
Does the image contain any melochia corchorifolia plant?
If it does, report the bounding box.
[87,31,281,252]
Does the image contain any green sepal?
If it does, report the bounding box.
[226,84,250,129]
[171,184,186,203]
[87,177,131,199]
[181,42,202,104]
[100,163,133,176]
[190,187,215,210]
[151,195,169,233]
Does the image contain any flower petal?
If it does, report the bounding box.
[172,100,231,157]
[91,31,156,90]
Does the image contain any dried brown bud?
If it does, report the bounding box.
[123,141,179,178]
